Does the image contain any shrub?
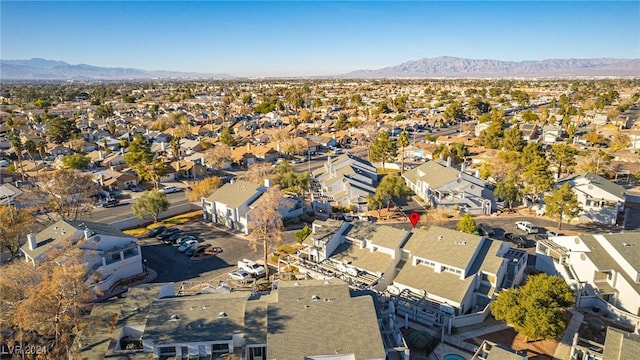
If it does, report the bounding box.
[276,244,297,254]
[269,255,279,264]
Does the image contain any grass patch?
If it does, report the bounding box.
[377,167,399,174]
[123,210,203,237]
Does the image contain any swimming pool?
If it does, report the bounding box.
[442,354,466,360]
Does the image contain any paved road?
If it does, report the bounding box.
[80,192,188,224]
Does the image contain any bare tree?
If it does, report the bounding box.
[32,169,99,221]
[247,185,286,279]
[205,144,232,172]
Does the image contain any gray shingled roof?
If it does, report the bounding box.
[266,280,386,360]
[343,222,410,251]
[402,160,461,189]
[205,180,264,209]
[578,234,640,294]
[404,226,486,270]
[558,172,626,200]
[603,326,640,360]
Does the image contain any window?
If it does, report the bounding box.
[212,343,228,353]
[159,346,176,355]
[105,252,121,265]
[123,247,138,259]
[181,346,188,358]
[416,258,435,268]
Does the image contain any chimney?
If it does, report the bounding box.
[327,155,332,175]
[247,142,252,152]
[161,142,166,151]
[84,228,91,240]
[264,178,270,187]
[461,163,466,173]
[475,169,480,178]
[98,150,104,161]
[27,233,37,251]
[446,156,452,167]
[277,140,281,153]
[200,157,205,166]
[120,147,124,155]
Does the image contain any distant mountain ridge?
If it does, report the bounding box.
[344,56,640,78]
[0,58,237,80]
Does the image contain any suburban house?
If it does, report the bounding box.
[570,327,640,360]
[19,220,143,293]
[201,180,302,235]
[93,169,139,191]
[520,123,539,142]
[541,125,564,143]
[556,172,626,225]
[536,233,640,329]
[405,142,438,160]
[311,154,378,212]
[171,160,207,179]
[402,159,495,215]
[296,220,411,290]
[79,279,388,360]
[389,226,527,328]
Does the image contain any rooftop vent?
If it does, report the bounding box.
[438,235,443,241]
[311,295,320,301]
[623,243,633,247]
[294,282,300,286]
[218,312,227,318]
[169,314,179,321]
[202,305,207,310]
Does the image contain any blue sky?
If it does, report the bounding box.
[2,1,639,76]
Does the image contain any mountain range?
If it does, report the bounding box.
[0,58,236,80]
[1,57,639,80]
[344,56,640,78]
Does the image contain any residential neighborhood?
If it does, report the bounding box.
[0,77,639,360]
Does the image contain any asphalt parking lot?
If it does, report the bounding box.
[139,220,298,285]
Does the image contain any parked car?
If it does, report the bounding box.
[228,269,252,282]
[505,233,527,248]
[157,227,180,240]
[101,199,120,208]
[343,213,353,222]
[477,223,495,237]
[178,239,198,252]
[162,232,184,245]
[147,226,167,238]
[176,235,197,246]
[238,259,266,277]
[186,243,211,256]
[161,186,181,194]
[547,230,563,237]
[515,221,538,234]
[535,234,548,241]
[191,245,223,258]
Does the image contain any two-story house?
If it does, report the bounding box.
[20,220,143,293]
[297,220,411,291]
[536,233,640,328]
[402,159,495,215]
[556,172,626,225]
[390,226,526,328]
[311,154,378,212]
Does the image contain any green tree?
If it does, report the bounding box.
[549,143,578,179]
[495,172,521,209]
[61,153,91,170]
[335,112,350,130]
[295,224,312,244]
[545,183,582,230]
[169,137,181,160]
[491,274,574,341]
[124,134,154,167]
[369,130,397,170]
[502,128,524,152]
[0,205,34,256]
[374,175,411,210]
[456,214,477,234]
[45,116,80,144]
[443,101,464,122]
[478,120,503,149]
[132,190,170,223]
[397,130,410,174]
[10,135,25,181]
[521,155,553,205]
[219,127,237,146]
[23,139,37,168]
[366,193,385,217]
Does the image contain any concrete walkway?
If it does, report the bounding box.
[553,309,583,360]
[457,323,510,340]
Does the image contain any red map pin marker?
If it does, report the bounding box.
[408,212,420,228]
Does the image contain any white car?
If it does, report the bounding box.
[238,259,266,277]
[178,239,198,252]
[228,269,253,281]
[162,186,181,194]
[515,221,538,234]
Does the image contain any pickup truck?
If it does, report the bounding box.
[238,259,266,278]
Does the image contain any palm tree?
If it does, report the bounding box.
[36,140,47,166]
[11,135,25,180]
[24,139,37,169]
[397,130,410,174]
